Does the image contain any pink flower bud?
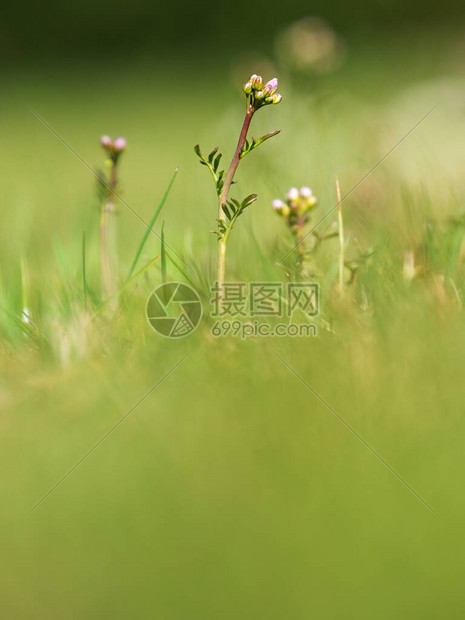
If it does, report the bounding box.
[286,187,299,202]
[100,135,112,149]
[300,186,313,198]
[113,137,127,152]
[273,199,290,217]
[263,77,278,95]
[243,82,253,95]
[271,93,282,104]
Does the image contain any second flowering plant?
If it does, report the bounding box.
[195,74,282,307]
[273,186,318,261]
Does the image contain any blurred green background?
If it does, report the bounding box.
[1,0,465,60]
[2,1,465,618]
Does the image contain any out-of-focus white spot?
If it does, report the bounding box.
[275,17,346,75]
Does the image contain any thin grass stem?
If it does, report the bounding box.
[336,176,345,294]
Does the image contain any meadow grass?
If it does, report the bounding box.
[1,35,465,617]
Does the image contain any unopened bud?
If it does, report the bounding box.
[243,82,253,95]
[286,187,299,202]
[251,75,263,90]
[271,93,282,104]
[254,90,265,101]
[100,135,112,149]
[273,199,290,217]
[263,78,278,96]
[300,186,313,198]
[113,137,127,152]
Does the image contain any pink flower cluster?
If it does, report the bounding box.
[273,186,317,218]
[100,135,127,156]
[243,74,282,107]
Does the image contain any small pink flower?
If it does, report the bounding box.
[273,199,290,217]
[263,78,278,95]
[286,187,299,202]
[113,137,127,152]
[100,135,112,148]
[300,186,313,198]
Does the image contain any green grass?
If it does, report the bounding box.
[2,32,465,617]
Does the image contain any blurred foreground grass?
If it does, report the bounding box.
[2,31,465,617]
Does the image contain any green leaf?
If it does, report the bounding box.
[227,201,237,215]
[213,152,222,172]
[195,143,225,196]
[208,147,219,163]
[216,194,259,240]
[241,194,258,209]
[239,130,281,159]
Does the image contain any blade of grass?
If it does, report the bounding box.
[0,301,45,344]
[126,168,178,281]
[94,253,161,316]
[82,231,88,308]
[336,176,345,295]
[20,255,29,316]
[166,252,195,286]
[161,222,167,285]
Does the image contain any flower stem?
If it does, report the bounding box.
[336,176,345,294]
[216,105,254,298]
[100,162,118,304]
[295,216,306,269]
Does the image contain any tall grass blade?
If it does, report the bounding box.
[161,221,167,285]
[166,252,195,286]
[20,255,29,317]
[126,167,178,281]
[82,231,88,308]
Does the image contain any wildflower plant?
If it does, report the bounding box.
[273,186,319,266]
[274,182,373,288]
[195,74,282,304]
[98,135,126,302]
